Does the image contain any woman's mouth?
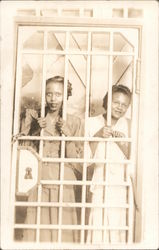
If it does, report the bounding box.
[50,103,57,108]
[114,110,122,115]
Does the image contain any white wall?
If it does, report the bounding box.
[135,2,158,247]
[1,1,158,249]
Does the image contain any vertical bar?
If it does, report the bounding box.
[103,31,113,242]
[36,30,48,242]
[58,31,69,243]
[79,8,84,17]
[106,31,113,127]
[57,8,62,17]
[128,177,134,243]
[10,26,23,242]
[127,51,137,243]
[123,8,128,18]
[80,31,91,243]
[35,7,41,16]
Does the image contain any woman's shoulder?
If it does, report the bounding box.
[120,117,131,127]
[116,116,131,135]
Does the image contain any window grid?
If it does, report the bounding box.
[18,136,132,142]
[127,49,138,243]
[103,31,114,242]
[14,224,129,231]
[15,202,130,208]
[11,30,24,242]
[12,26,138,244]
[35,30,48,242]
[80,31,91,243]
[58,31,70,243]
[20,50,136,57]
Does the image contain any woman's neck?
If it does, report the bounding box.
[48,110,60,119]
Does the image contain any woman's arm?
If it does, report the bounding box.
[112,130,130,158]
[116,141,129,158]
[93,127,130,158]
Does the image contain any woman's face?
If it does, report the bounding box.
[46,81,64,112]
[111,92,130,120]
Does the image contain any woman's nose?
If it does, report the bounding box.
[51,94,56,101]
[117,103,123,109]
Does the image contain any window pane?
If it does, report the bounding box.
[90,56,109,116]
[91,33,110,51]
[47,32,66,50]
[23,31,44,50]
[20,54,43,115]
[113,32,134,52]
[69,32,88,51]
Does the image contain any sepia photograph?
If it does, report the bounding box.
[1,1,158,249]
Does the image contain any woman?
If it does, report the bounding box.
[21,76,83,242]
[87,85,132,243]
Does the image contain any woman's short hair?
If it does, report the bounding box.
[46,76,72,99]
[103,84,132,110]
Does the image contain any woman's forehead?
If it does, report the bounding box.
[46,81,63,91]
[112,92,130,102]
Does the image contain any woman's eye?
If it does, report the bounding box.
[122,104,127,108]
[56,93,61,97]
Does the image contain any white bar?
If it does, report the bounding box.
[79,8,84,17]
[10,143,18,242]
[36,184,42,242]
[42,158,131,164]
[58,31,70,243]
[15,24,142,33]
[10,27,23,242]
[18,135,132,142]
[36,30,48,243]
[40,180,130,186]
[13,28,23,135]
[123,8,128,18]
[129,53,137,166]
[127,177,134,243]
[103,30,114,242]
[14,224,129,230]
[106,31,113,126]
[35,7,41,16]
[20,49,135,57]
[80,31,91,244]
[15,202,130,208]
[127,50,137,243]
[57,8,62,17]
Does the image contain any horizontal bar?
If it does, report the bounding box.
[14,224,129,230]
[18,135,132,142]
[21,49,135,57]
[40,180,130,186]
[42,158,131,164]
[17,21,143,31]
[15,16,143,29]
[15,201,129,208]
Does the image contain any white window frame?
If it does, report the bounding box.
[10,16,142,249]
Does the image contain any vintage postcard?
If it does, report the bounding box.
[1,1,158,249]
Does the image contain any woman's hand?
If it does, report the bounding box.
[95,126,113,138]
[37,118,47,128]
[112,130,125,138]
[112,130,129,158]
[56,118,72,136]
